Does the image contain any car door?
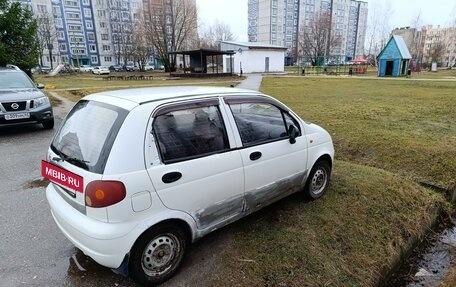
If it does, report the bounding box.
[145,98,245,230]
[224,96,308,213]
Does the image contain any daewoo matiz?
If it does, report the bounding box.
[43,86,334,286]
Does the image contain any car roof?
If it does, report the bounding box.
[86,86,263,105]
[0,67,22,73]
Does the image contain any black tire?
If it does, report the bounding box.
[42,119,54,129]
[129,223,188,286]
[304,160,331,200]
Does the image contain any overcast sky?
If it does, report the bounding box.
[195,0,456,41]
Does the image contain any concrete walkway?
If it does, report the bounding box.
[236,73,263,91]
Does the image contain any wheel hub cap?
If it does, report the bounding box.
[311,169,326,195]
[142,235,178,275]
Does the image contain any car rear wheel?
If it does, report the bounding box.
[42,119,54,129]
[129,223,188,286]
[304,160,331,200]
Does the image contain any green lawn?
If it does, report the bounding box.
[261,77,456,188]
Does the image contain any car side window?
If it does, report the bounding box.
[229,103,288,146]
[153,105,229,163]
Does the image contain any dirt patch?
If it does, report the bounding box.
[47,91,76,118]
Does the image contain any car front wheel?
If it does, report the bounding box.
[42,119,54,129]
[129,223,188,286]
[304,160,331,200]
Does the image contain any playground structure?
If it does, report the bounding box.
[48,64,75,76]
[299,55,368,76]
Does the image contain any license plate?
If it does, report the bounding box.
[41,161,84,193]
[4,112,30,120]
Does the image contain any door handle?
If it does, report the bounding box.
[249,151,262,161]
[162,172,182,184]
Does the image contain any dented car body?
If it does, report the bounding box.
[44,86,334,285]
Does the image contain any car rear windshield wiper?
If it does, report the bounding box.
[65,157,90,170]
[52,145,90,170]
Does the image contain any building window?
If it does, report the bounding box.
[55,19,63,27]
[101,34,109,40]
[97,10,106,17]
[102,45,111,51]
[91,56,98,63]
[84,8,92,17]
[59,43,67,51]
[104,56,112,62]
[68,24,82,31]
[58,31,65,39]
[66,12,80,19]
[83,0,90,5]
[86,21,93,29]
[89,44,96,52]
[64,0,79,7]
[52,6,61,16]
[88,32,95,41]
[37,4,47,13]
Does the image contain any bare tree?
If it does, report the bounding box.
[298,11,341,66]
[110,2,134,66]
[409,12,423,58]
[429,40,445,66]
[35,11,58,68]
[132,14,153,71]
[448,6,456,68]
[365,0,393,66]
[199,20,236,50]
[145,0,197,71]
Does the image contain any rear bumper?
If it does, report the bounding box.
[46,183,140,269]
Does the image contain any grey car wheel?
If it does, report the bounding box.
[42,119,54,129]
[304,161,331,200]
[129,223,187,286]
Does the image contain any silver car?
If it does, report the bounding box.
[0,67,54,129]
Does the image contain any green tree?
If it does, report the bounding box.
[0,0,39,73]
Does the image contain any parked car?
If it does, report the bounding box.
[43,86,334,286]
[78,65,93,72]
[109,65,123,72]
[144,63,155,71]
[31,65,52,74]
[0,67,54,129]
[92,66,110,75]
[124,62,139,71]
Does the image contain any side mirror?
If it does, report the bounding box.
[288,125,299,144]
[36,83,45,89]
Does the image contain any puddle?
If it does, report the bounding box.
[27,177,50,188]
[388,216,456,286]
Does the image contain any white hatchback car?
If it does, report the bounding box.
[43,86,334,286]
[92,66,110,75]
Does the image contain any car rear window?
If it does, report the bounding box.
[50,100,128,173]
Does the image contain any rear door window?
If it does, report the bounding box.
[152,103,229,163]
[51,100,128,173]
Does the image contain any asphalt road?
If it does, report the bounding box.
[0,96,229,287]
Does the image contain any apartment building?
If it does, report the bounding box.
[421,25,456,68]
[391,27,422,59]
[14,0,195,68]
[392,25,456,68]
[248,0,368,62]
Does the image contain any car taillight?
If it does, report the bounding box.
[85,180,126,208]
